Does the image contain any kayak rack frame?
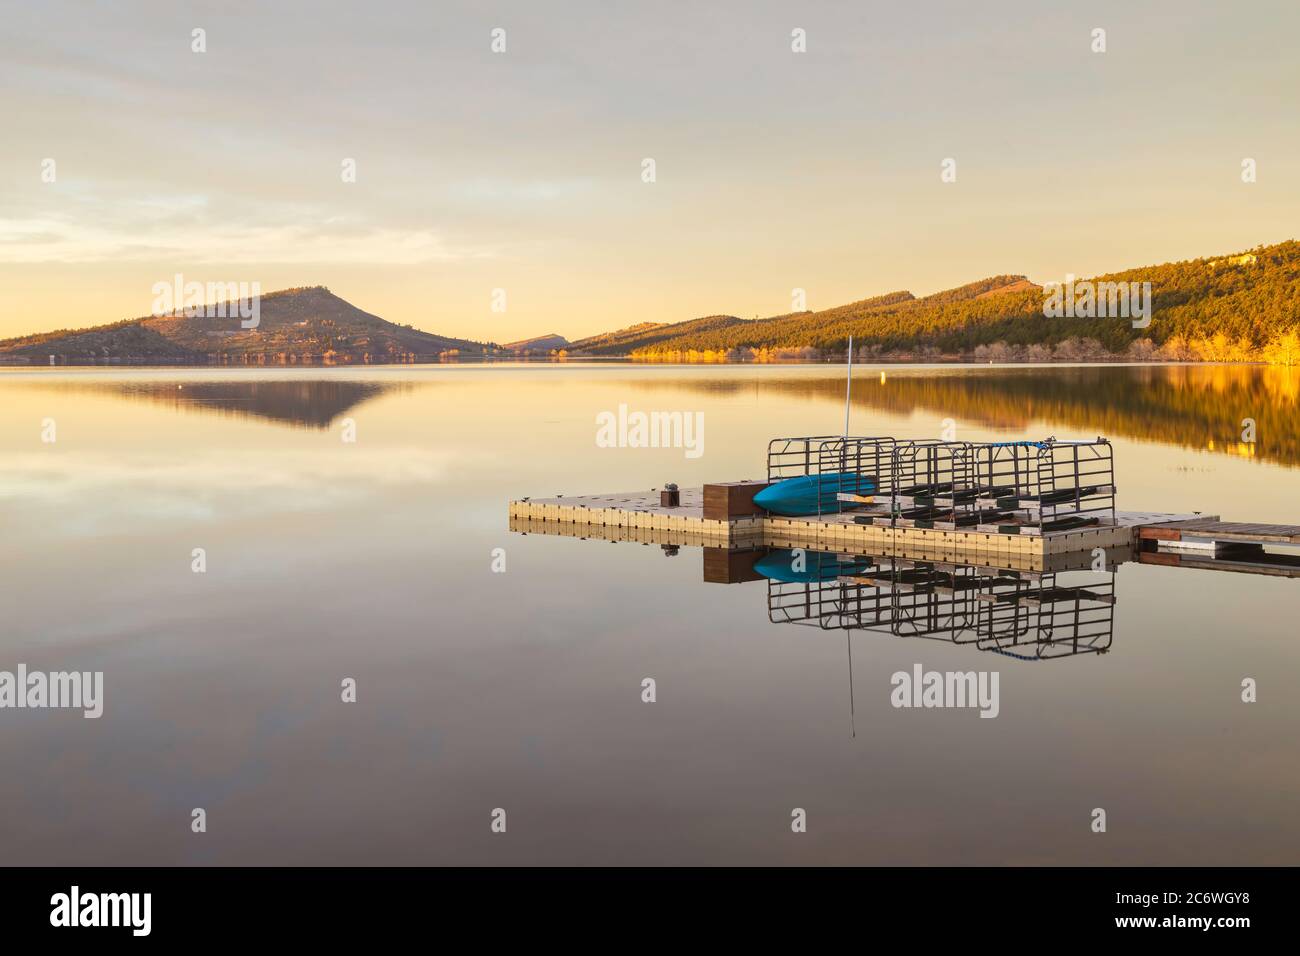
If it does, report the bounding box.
[766,435,1116,530]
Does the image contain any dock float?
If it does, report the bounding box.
[508,488,1204,572]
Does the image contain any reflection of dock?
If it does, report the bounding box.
[507,513,1300,664]
[769,559,1117,661]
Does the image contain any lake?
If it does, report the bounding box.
[1,362,1297,864]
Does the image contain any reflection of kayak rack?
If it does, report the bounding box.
[766,555,1115,660]
[766,435,1116,532]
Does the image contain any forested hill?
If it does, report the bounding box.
[581,242,1300,363]
[571,291,916,355]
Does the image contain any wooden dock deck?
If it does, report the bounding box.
[1138,518,1300,545]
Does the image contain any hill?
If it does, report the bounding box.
[618,278,1031,356]
[572,243,1300,364]
[571,314,751,354]
[0,287,498,365]
[504,333,571,353]
[7,241,1299,366]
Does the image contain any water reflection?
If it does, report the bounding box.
[5,365,1298,468]
[0,364,1295,864]
[513,507,1127,659]
[762,552,1117,662]
[626,364,1300,467]
[514,507,1300,668]
[14,378,409,428]
[752,548,1121,737]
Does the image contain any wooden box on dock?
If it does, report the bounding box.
[702,480,770,521]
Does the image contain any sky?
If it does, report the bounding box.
[1,0,1298,343]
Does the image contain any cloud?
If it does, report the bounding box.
[0,203,482,266]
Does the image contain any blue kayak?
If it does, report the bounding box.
[753,472,877,516]
[753,548,874,584]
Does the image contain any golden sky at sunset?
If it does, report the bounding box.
[2,0,1298,343]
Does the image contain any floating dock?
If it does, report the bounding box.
[508,488,1207,572]
[510,435,1300,578]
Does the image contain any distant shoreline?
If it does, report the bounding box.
[1,355,1291,370]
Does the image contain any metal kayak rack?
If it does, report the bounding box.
[765,435,1117,533]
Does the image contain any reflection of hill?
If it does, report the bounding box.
[59,379,407,429]
[627,365,1300,468]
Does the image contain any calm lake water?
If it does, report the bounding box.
[1,363,1297,865]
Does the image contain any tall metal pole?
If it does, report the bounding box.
[843,335,853,437]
